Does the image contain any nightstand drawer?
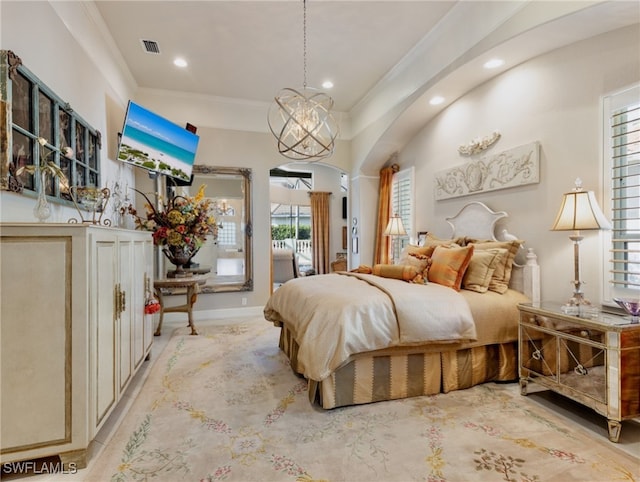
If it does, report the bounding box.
[520,323,606,403]
[522,312,606,340]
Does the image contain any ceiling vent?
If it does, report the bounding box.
[140,39,161,54]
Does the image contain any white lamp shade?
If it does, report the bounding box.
[384,215,407,236]
[551,189,611,231]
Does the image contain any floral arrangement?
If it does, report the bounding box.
[128,184,218,251]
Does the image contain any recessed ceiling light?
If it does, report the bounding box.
[483,58,504,69]
[322,80,334,89]
[429,96,445,106]
[173,57,188,68]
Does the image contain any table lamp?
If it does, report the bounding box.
[384,214,407,264]
[551,178,611,308]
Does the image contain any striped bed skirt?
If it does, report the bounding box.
[278,325,518,409]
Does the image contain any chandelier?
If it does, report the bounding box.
[268,0,338,161]
[213,199,234,216]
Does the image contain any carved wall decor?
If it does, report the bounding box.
[435,141,540,200]
[458,131,501,156]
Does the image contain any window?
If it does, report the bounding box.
[269,168,313,269]
[217,221,237,246]
[390,167,414,260]
[604,85,640,298]
[1,50,101,202]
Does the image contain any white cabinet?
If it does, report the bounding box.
[0,224,153,468]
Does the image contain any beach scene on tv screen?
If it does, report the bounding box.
[117,102,198,182]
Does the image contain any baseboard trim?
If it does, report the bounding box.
[162,305,264,322]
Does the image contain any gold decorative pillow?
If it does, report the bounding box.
[398,245,435,275]
[427,245,474,291]
[423,233,466,248]
[408,253,432,276]
[398,244,435,261]
[468,240,523,293]
[350,264,373,274]
[462,248,506,293]
[372,264,423,283]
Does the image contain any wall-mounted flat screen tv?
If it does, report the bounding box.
[117,101,199,183]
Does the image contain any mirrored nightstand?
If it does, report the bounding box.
[518,302,640,442]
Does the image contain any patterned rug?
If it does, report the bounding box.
[88,317,639,482]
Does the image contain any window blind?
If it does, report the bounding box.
[610,102,640,287]
[391,169,413,259]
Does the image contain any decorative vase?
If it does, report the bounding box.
[613,298,640,324]
[33,171,51,222]
[183,247,201,269]
[162,245,196,276]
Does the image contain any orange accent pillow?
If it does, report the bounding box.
[350,264,373,274]
[427,244,475,291]
[398,245,435,276]
[399,244,436,259]
[373,264,423,283]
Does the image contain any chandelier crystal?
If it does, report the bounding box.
[268,0,338,161]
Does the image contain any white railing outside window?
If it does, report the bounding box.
[272,239,312,268]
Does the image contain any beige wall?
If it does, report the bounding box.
[1,1,638,312]
[0,1,350,312]
[0,1,136,224]
[395,25,639,303]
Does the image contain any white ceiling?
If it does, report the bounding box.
[93,0,457,113]
[90,0,638,168]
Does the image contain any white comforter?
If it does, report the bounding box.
[264,273,476,381]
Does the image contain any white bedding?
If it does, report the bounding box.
[264,273,476,381]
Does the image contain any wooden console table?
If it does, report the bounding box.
[154,275,208,336]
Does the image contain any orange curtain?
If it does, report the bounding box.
[374,164,399,265]
[310,191,331,274]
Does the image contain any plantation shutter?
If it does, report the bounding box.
[391,169,413,260]
[610,100,640,288]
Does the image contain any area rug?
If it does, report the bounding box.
[88,317,639,482]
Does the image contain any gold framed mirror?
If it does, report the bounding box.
[188,165,252,292]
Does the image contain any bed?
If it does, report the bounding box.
[264,202,540,409]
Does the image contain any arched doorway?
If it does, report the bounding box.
[269,162,348,291]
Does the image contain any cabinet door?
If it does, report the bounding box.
[1,236,72,452]
[520,324,558,379]
[93,237,118,430]
[143,240,155,355]
[131,239,149,368]
[118,239,133,393]
[556,330,605,404]
[520,315,607,408]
